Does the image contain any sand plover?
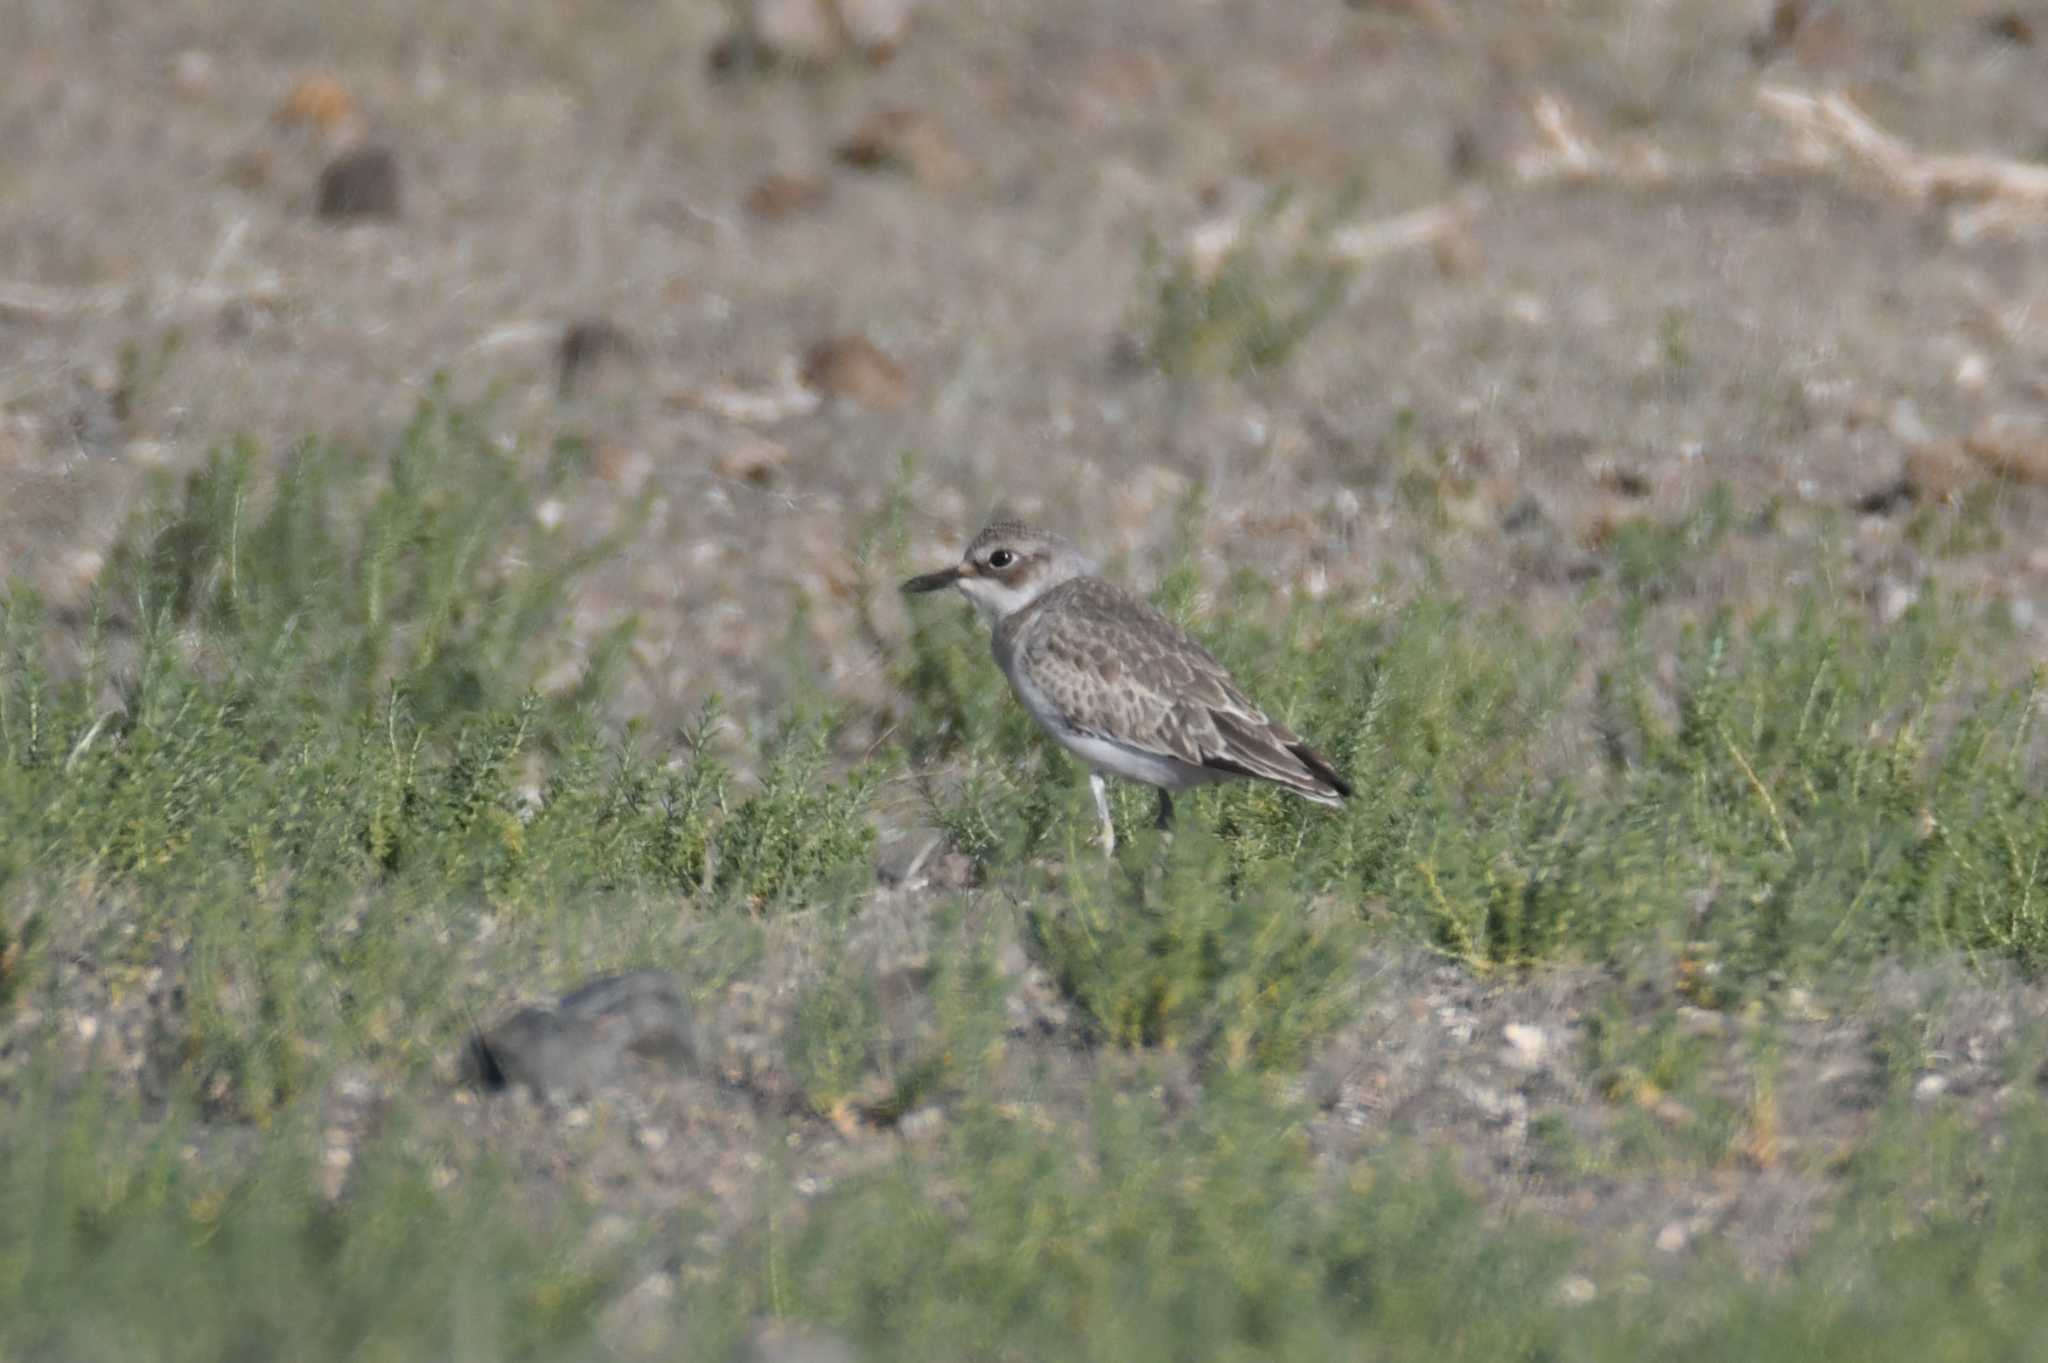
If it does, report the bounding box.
[902,521,1352,853]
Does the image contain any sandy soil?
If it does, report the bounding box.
[7,0,2048,1309]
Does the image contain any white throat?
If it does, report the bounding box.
[955,572,1047,624]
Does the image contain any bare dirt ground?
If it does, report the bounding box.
[8,0,2048,722]
[8,0,2048,1321]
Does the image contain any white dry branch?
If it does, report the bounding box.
[1756,87,2048,241]
[1183,187,1486,286]
[1328,188,1488,266]
[0,219,285,324]
[674,354,821,425]
[1510,93,1673,186]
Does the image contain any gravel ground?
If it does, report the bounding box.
[7,0,2048,1308]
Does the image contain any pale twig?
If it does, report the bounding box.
[1511,93,1672,186]
[675,355,821,425]
[1756,87,2048,238]
[0,282,126,321]
[1328,189,1487,265]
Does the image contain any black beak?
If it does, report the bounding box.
[900,565,965,594]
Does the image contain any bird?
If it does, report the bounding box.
[901,521,1352,853]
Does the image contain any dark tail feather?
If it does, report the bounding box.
[1289,743,1353,799]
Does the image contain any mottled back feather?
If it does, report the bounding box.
[995,576,1351,804]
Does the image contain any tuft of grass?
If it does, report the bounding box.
[111,392,637,725]
[690,1075,2048,1363]
[0,1081,621,1363]
[715,1077,1576,1363]
[1029,827,1359,1071]
[709,726,877,909]
[787,905,1012,1121]
[0,401,879,1114]
[1141,187,1360,380]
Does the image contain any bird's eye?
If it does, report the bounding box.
[986,549,1016,570]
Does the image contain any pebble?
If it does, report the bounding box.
[316,146,401,220]
[1501,1022,1548,1068]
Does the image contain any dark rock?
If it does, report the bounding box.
[1499,495,1547,535]
[557,318,635,397]
[316,147,400,220]
[466,970,698,1100]
[1853,479,1915,517]
[800,335,909,409]
[1985,11,2034,46]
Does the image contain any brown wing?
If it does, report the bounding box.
[1017,577,1351,805]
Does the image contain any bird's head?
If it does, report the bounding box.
[900,521,1095,622]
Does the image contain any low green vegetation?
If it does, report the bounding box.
[1,1080,620,1363]
[1140,187,1361,380]
[3,402,2047,1359]
[691,1079,2048,1363]
[903,542,2048,993]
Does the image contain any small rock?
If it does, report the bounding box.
[600,1271,678,1355]
[1500,496,1547,535]
[593,445,653,489]
[1558,1275,1598,1306]
[897,1106,945,1143]
[465,970,698,1100]
[316,146,400,220]
[278,74,358,135]
[1879,582,1918,626]
[1675,1005,1726,1037]
[634,1123,670,1153]
[835,109,967,186]
[874,836,941,888]
[712,0,917,70]
[1853,478,1915,517]
[836,0,918,61]
[1913,1072,1948,1101]
[1750,0,1852,66]
[1896,440,1972,506]
[801,336,909,410]
[1501,1022,1548,1069]
[1985,10,2035,45]
[1954,351,1991,394]
[1592,461,1652,498]
[558,318,635,397]
[1655,1221,1689,1254]
[745,173,831,221]
[929,850,980,889]
[717,436,789,485]
[172,50,214,95]
[1966,415,2048,486]
[715,0,838,70]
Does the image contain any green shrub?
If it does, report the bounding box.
[1029,827,1359,1071]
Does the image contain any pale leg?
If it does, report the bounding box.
[1090,771,1116,855]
